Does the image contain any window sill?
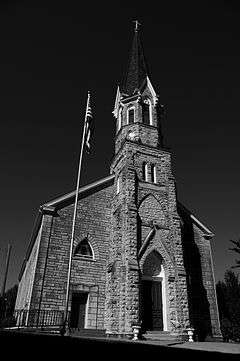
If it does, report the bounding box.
[73,255,96,262]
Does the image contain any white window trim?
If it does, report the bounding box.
[127,106,135,125]
[151,164,157,183]
[84,292,90,328]
[148,99,153,126]
[142,265,168,332]
[143,163,148,182]
[153,265,168,331]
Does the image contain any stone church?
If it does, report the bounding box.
[15,26,222,341]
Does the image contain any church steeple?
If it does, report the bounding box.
[122,21,149,96]
[113,23,163,154]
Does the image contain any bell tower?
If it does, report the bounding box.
[112,23,164,154]
[105,24,190,338]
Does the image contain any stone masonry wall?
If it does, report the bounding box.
[29,212,54,311]
[29,184,113,330]
[15,223,43,310]
[192,225,222,338]
[108,140,190,336]
[134,144,190,334]
[137,198,190,332]
[179,206,222,340]
[107,147,140,336]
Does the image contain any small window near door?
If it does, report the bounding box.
[74,239,94,259]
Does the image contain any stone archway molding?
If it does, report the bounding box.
[141,249,169,331]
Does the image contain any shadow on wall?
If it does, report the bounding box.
[180,208,212,341]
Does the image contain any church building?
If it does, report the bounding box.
[15,25,222,341]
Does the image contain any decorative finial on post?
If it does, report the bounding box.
[133,20,141,32]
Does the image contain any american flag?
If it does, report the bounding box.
[84,92,93,153]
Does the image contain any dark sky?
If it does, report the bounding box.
[0,0,240,290]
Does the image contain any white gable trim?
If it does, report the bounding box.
[113,86,121,118]
[190,214,214,237]
[146,76,158,106]
[178,202,214,237]
[43,174,115,208]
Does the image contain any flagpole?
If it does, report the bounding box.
[61,91,91,335]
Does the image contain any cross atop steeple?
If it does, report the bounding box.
[133,20,141,32]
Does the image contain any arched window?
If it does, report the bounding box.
[142,162,148,182]
[142,101,150,125]
[151,164,157,183]
[117,108,122,133]
[128,107,135,124]
[142,99,153,125]
[74,239,94,259]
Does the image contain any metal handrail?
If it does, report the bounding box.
[13,309,64,329]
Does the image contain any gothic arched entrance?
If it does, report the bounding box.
[141,251,167,331]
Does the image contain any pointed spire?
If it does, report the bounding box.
[122,21,149,96]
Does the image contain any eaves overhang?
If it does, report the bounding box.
[178,202,214,238]
[43,174,115,209]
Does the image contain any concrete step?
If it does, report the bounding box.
[70,328,106,338]
[143,331,178,342]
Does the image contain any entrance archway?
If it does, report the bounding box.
[141,251,167,331]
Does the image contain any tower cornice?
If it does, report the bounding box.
[110,137,171,171]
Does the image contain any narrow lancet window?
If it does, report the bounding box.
[143,162,148,182]
[128,108,135,124]
[142,101,150,125]
[151,164,157,183]
[142,99,153,125]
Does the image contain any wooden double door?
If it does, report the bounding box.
[142,280,163,331]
